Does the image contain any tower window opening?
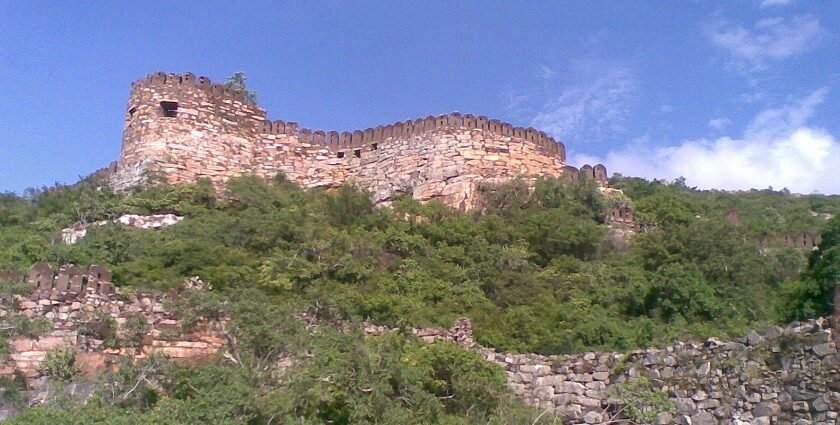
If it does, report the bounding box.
[371,143,378,150]
[160,101,179,118]
[337,151,345,158]
[128,106,137,117]
[354,149,361,158]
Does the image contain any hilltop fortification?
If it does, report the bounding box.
[112,72,606,209]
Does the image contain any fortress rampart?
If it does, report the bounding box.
[114,72,605,209]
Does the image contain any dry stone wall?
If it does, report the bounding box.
[112,72,604,209]
[366,318,839,425]
[487,319,838,424]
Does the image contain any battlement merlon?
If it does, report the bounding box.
[114,71,590,209]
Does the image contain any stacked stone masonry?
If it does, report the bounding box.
[112,72,608,209]
[607,206,636,229]
[368,318,840,425]
[0,264,224,405]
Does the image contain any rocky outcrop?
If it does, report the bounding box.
[60,213,183,244]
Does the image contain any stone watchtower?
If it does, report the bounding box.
[113,72,267,190]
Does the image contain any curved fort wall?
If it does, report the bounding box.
[115,72,604,209]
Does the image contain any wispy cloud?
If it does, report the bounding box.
[708,118,732,131]
[759,0,796,7]
[530,68,636,144]
[707,15,824,72]
[585,88,840,194]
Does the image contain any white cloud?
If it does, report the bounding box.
[708,118,732,131]
[576,89,840,194]
[737,91,767,104]
[540,65,556,81]
[759,0,796,7]
[530,69,635,143]
[707,15,824,71]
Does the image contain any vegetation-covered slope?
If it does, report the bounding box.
[1,173,839,423]
[2,174,839,353]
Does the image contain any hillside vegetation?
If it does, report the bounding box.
[1,173,839,423]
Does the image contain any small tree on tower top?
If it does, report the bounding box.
[224,71,258,106]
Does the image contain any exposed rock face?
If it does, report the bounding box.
[111,72,609,209]
[60,214,183,244]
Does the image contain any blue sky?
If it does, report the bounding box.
[2,1,839,193]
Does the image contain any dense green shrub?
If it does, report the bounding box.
[41,346,78,383]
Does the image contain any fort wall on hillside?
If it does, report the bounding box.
[112,72,606,209]
[1,263,837,423]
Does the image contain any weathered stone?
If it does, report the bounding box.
[556,381,585,395]
[654,412,673,424]
[534,386,553,401]
[746,330,763,346]
[812,396,829,412]
[754,402,781,417]
[690,410,715,425]
[582,411,603,424]
[765,326,784,340]
[674,397,698,415]
[812,343,836,356]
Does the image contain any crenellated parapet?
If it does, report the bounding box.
[261,112,565,161]
[131,71,255,105]
[607,206,635,228]
[26,262,115,297]
[781,232,822,250]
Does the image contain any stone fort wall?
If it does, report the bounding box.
[113,72,606,209]
[1,264,838,423]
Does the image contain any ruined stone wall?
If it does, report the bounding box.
[781,232,823,250]
[607,205,636,229]
[2,263,838,423]
[112,72,594,208]
[0,264,224,405]
[488,319,838,424]
[369,318,840,425]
